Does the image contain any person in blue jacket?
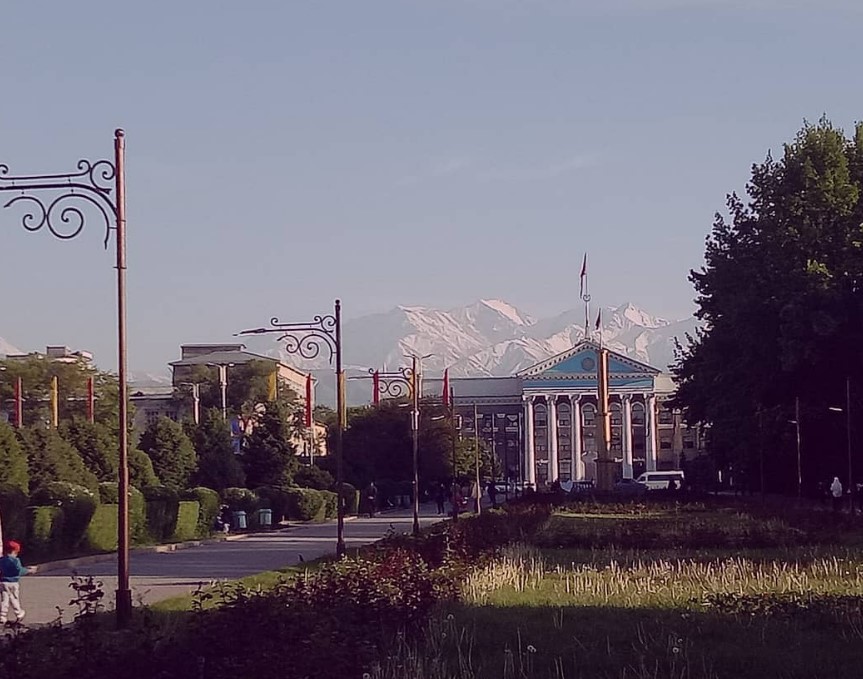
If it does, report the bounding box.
[0,540,30,625]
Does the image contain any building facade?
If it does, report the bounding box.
[437,340,702,487]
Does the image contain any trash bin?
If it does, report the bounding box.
[232,510,247,530]
[257,508,272,527]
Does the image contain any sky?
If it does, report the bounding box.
[1,0,861,373]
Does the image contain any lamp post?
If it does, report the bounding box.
[237,300,346,556]
[829,376,853,511]
[207,362,234,420]
[0,131,132,627]
[404,354,432,536]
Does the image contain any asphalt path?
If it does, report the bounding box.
[19,505,445,626]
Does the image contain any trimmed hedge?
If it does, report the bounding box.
[31,482,98,550]
[337,483,360,516]
[85,504,119,552]
[171,501,200,542]
[321,490,338,520]
[143,485,180,542]
[27,506,64,556]
[286,488,326,522]
[183,487,220,537]
[222,487,258,513]
[254,486,291,524]
[0,484,29,542]
[98,482,146,542]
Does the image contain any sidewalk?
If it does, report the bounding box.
[20,506,442,626]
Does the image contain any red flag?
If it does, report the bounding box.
[579,253,587,298]
[442,369,450,406]
[372,370,380,406]
[304,374,314,427]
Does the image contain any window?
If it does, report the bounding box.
[610,403,622,426]
[534,404,547,426]
[658,408,673,425]
[659,432,673,450]
[683,432,696,450]
[582,404,596,427]
[631,403,645,426]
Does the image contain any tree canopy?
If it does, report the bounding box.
[673,119,863,493]
[187,408,246,492]
[138,417,197,492]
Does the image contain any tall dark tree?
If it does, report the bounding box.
[674,119,863,493]
[187,408,246,491]
[18,427,99,493]
[0,422,28,492]
[242,401,298,488]
[60,418,119,482]
[138,417,197,491]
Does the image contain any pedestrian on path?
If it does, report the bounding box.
[831,477,844,513]
[435,482,446,515]
[364,481,378,518]
[1,540,30,625]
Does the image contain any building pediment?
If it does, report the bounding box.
[517,340,660,381]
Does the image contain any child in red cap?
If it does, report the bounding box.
[0,540,30,625]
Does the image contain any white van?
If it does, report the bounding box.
[635,470,685,491]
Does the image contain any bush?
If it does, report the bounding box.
[171,501,200,542]
[222,487,259,513]
[130,486,146,542]
[143,485,180,542]
[98,481,120,504]
[30,482,98,550]
[183,487,221,537]
[0,483,29,542]
[337,482,360,515]
[294,465,334,490]
[321,490,338,519]
[85,504,118,552]
[26,506,64,557]
[130,448,160,488]
[286,488,326,522]
[254,486,291,524]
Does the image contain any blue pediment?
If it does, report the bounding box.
[518,340,660,380]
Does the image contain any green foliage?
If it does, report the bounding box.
[294,464,334,490]
[221,487,259,513]
[129,447,160,488]
[253,486,291,523]
[19,426,99,493]
[30,482,99,550]
[186,408,245,492]
[26,506,64,556]
[84,504,118,552]
[674,119,863,493]
[320,489,338,519]
[0,422,28,492]
[138,417,197,492]
[286,487,326,522]
[0,483,29,541]
[337,482,360,515]
[142,485,180,541]
[171,501,200,542]
[98,481,120,504]
[97,482,146,542]
[183,487,221,537]
[59,419,118,482]
[242,401,299,488]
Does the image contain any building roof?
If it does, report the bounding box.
[169,349,309,383]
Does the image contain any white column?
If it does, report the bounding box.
[646,394,657,472]
[524,396,536,487]
[622,394,633,479]
[548,396,558,483]
[572,395,584,481]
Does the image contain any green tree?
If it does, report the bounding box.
[129,447,159,488]
[18,427,98,493]
[242,401,298,488]
[187,408,246,492]
[60,418,118,482]
[674,118,863,494]
[0,422,28,492]
[138,417,197,491]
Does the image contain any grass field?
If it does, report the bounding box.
[370,504,863,678]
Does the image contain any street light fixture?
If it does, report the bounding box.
[236,301,347,556]
[404,353,432,536]
[0,131,133,627]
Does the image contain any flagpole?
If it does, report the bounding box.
[580,253,590,341]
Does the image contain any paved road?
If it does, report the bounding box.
[21,506,445,626]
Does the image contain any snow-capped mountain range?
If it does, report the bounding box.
[248,299,699,379]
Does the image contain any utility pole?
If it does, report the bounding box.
[474,403,481,514]
[846,377,853,511]
[795,396,802,499]
[450,387,458,522]
[411,354,421,536]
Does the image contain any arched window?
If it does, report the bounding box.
[610,402,622,426]
[631,403,645,426]
[582,403,596,427]
[534,403,547,426]
[557,402,571,427]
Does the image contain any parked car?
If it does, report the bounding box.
[635,470,685,491]
[613,478,648,496]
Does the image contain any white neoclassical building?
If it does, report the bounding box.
[439,340,701,487]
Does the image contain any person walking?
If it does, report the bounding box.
[487,481,498,508]
[830,477,844,513]
[0,540,30,626]
[364,481,378,518]
[434,482,446,515]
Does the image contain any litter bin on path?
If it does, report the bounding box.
[232,510,247,530]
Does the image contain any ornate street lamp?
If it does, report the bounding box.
[237,300,346,555]
[0,130,133,627]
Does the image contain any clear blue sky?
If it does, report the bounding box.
[1,0,860,372]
